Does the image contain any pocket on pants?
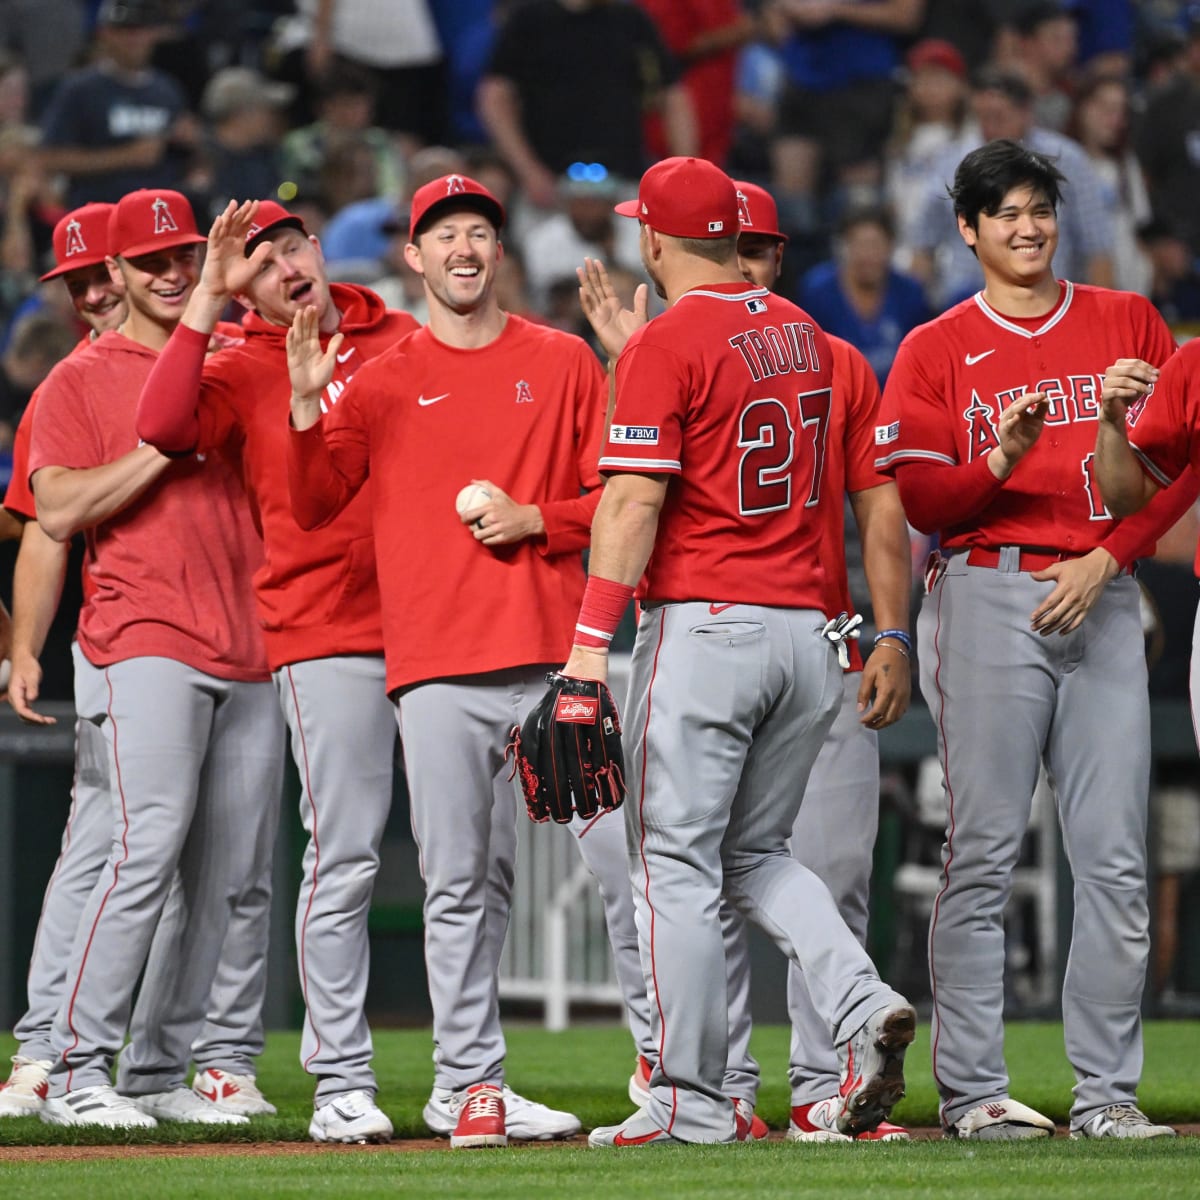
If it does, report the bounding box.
[688,620,767,643]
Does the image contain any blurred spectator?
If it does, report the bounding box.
[300,0,447,151]
[886,38,972,274]
[0,312,78,449]
[428,0,495,144]
[0,0,87,117]
[477,0,697,210]
[1068,71,1153,295]
[1134,16,1200,260]
[728,22,786,179]
[521,164,643,312]
[1136,23,1189,91]
[1137,218,1200,336]
[909,69,1114,308]
[796,205,930,387]
[637,0,757,167]
[1065,0,1134,77]
[371,214,429,322]
[1009,1,1081,132]
[915,0,1002,74]
[192,66,294,221]
[38,0,199,209]
[280,58,405,206]
[768,0,926,236]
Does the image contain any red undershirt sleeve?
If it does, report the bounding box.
[1101,467,1200,569]
[135,323,208,453]
[893,456,1006,535]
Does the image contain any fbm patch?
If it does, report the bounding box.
[875,421,900,445]
[609,425,660,444]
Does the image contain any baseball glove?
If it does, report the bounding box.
[508,673,626,823]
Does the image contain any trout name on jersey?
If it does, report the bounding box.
[961,374,1107,461]
[728,321,822,383]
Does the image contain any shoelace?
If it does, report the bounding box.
[464,1088,503,1123]
[1100,1104,1150,1125]
[820,612,863,669]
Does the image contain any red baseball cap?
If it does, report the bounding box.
[733,181,788,243]
[905,38,968,80]
[244,199,307,251]
[107,188,206,259]
[40,202,116,281]
[409,174,505,239]
[614,157,739,239]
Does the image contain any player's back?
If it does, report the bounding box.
[604,281,833,611]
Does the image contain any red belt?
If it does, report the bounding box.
[965,547,1133,575]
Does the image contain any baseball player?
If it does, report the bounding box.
[1,203,275,1123]
[134,198,420,1141]
[876,139,1177,1140]
[561,155,915,1147]
[575,178,913,1143]
[286,173,605,1148]
[28,189,285,1128]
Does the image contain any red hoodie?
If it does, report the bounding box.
[137,284,418,669]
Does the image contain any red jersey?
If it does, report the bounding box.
[1123,338,1200,574]
[138,284,418,670]
[875,283,1176,552]
[638,0,742,166]
[601,281,831,610]
[288,315,607,693]
[28,331,268,680]
[820,336,889,672]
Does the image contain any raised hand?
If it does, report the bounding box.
[989,391,1048,479]
[577,257,649,360]
[287,305,342,429]
[200,199,273,300]
[1100,358,1160,424]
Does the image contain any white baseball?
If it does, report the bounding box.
[0,659,10,691]
[455,483,492,517]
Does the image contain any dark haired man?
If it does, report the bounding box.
[876,138,1178,1140]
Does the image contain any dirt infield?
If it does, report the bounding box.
[3,1127,1197,1160]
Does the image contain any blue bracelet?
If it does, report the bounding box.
[874,628,913,654]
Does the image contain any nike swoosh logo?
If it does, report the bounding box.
[197,1086,219,1102]
[418,393,449,406]
[613,1127,666,1145]
[336,349,354,363]
[965,350,995,365]
[709,603,736,615]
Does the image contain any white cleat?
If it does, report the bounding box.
[947,1097,1056,1141]
[309,1089,393,1144]
[0,1055,52,1118]
[835,1002,916,1136]
[424,1083,580,1140]
[192,1068,277,1116]
[41,1084,158,1128]
[131,1087,249,1125]
[1071,1104,1176,1140]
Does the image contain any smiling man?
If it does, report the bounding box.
[875,139,1178,1141]
[285,173,607,1149]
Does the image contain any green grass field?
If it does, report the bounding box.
[0,1021,1196,1198]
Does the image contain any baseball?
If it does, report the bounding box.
[0,659,9,691]
[455,483,492,518]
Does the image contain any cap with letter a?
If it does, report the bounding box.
[41,202,117,281]
[243,199,308,253]
[408,174,506,239]
[107,189,206,259]
[614,157,740,239]
[733,181,788,243]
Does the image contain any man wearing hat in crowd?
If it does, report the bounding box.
[27,188,285,1127]
[285,172,607,1148]
[135,197,418,1141]
[556,156,916,1146]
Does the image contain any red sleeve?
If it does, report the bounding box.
[1101,466,1200,569]
[287,386,372,531]
[894,456,1006,535]
[599,338,687,475]
[540,345,607,555]
[1126,340,1200,488]
[839,342,886,495]
[3,393,39,519]
[135,323,209,453]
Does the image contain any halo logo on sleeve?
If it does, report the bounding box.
[875,421,900,444]
[609,425,660,444]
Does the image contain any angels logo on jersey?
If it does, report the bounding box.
[152,197,180,235]
[515,379,534,404]
[63,219,87,259]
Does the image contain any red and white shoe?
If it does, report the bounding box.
[192,1068,277,1116]
[450,1083,507,1149]
[857,1119,910,1141]
[0,1055,52,1118]
[733,1097,769,1140]
[589,1107,684,1147]
[787,1097,853,1143]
